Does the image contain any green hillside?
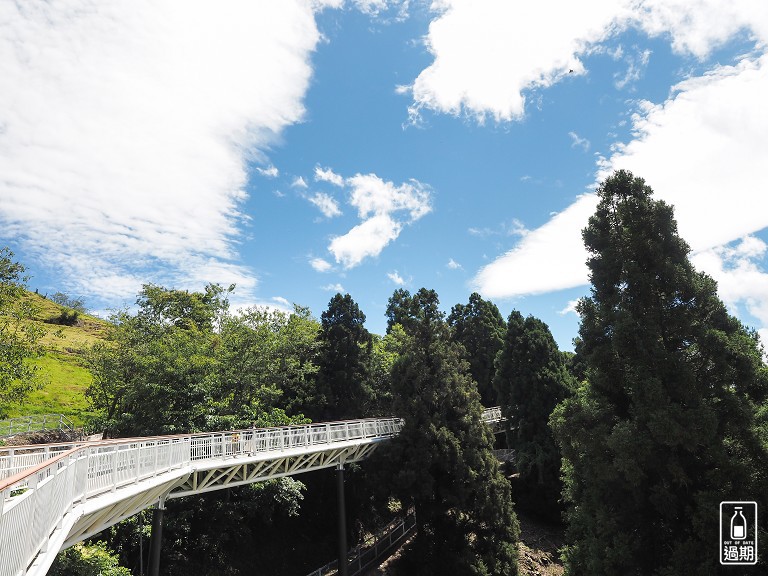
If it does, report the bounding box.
[5,292,110,426]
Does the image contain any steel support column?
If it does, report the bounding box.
[148,500,166,576]
[336,463,348,576]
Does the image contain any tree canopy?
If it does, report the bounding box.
[494,310,572,519]
[0,247,45,416]
[316,293,373,420]
[448,292,506,405]
[381,288,519,575]
[550,170,768,574]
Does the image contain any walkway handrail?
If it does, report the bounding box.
[0,407,503,576]
[481,406,502,423]
[0,414,75,439]
[0,417,403,576]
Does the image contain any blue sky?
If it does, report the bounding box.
[2,1,768,351]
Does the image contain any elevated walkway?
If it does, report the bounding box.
[0,407,504,576]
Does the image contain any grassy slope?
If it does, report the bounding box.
[4,293,110,426]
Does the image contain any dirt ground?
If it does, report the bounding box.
[364,512,565,576]
[516,512,565,576]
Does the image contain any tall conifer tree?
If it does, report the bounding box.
[383,288,519,575]
[448,292,506,406]
[494,310,572,518]
[317,293,372,420]
[551,170,768,574]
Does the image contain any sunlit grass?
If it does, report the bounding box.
[5,292,110,426]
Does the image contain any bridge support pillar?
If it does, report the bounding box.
[336,463,348,576]
[148,499,166,576]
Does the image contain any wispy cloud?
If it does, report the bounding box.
[328,172,432,268]
[257,165,280,178]
[468,219,529,239]
[314,166,345,187]
[614,47,651,89]
[388,270,406,285]
[292,176,309,189]
[322,283,346,292]
[0,1,322,305]
[308,192,342,218]
[569,131,591,151]
[310,257,334,273]
[447,258,463,270]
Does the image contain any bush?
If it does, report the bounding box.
[46,308,80,326]
[50,542,130,576]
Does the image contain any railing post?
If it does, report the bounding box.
[81,447,91,503]
[148,499,166,576]
[112,448,118,492]
[336,462,348,576]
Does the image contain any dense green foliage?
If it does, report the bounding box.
[50,542,131,576]
[448,292,506,405]
[0,247,45,416]
[84,284,320,574]
[550,170,768,574]
[385,288,420,334]
[380,288,520,575]
[316,293,373,420]
[494,310,573,519]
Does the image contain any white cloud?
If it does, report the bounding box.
[604,55,768,252]
[406,0,621,123]
[474,194,597,298]
[328,173,432,268]
[388,271,406,285]
[0,0,322,305]
[292,176,309,188]
[322,283,346,292]
[330,214,402,268]
[474,10,768,301]
[408,0,768,123]
[447,258,462,270]
[347,174,432,221]
[310,257,334,273]
[691,237,768,341]
[314,166,345,187]
[272,296,292,308]
[308,192,342,218]
[569,131,591,151]
[558,299,580,316]
[257,165,279,178]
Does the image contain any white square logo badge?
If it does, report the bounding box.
[720,501,758,565]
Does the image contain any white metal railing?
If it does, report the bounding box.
[0,414,76,439]
[0,407,502,576]
[0,418,403,576]
[482,406,502,423]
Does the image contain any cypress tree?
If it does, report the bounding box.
[550,170,768,574]
[317,293,372,420]
[384,288,519,575]
[448,292,506,406]
[494,310,573,519]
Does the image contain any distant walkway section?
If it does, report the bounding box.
[0,414,77,440]
[307,510,417,576]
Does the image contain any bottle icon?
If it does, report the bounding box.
[731,507,747,540]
